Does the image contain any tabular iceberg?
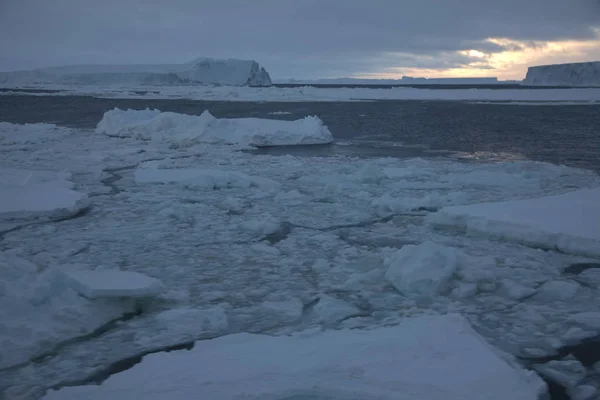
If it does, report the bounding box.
[523,61,600,87]
[0,57,272,87]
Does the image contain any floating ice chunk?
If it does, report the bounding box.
[134,307,228,348]
[497,279,537,301]
[428,187,600,258]
[568,312,600,330]
[96,108,333,147]
[0,169,87,217]
[385,242,499,299]
[134,166,280,191]
[442,170,540,189]
[311,294,361,324]
[96,108,161,137]
[274,189,307,204]
[570,385,598,400]
[64,270,164,299]
[0,122,65,144]
[532,357,586,391]
[0,252,135,370]
[261,298,304,324]
[384,242,459,298]
[238,218,281,236]
[536,280,580,301]
[42,314,546,400]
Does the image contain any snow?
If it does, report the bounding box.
[0,169,87,216]
[427,187,600,257]
[384,241,498,299]
[64,270,165,299]
[134,165,281,191]
[0,58,272,87]
[384,242,460,298]
[310,293,362,323]
[96,108,333,147]
[42,314,546,400]
[3,117,600,396]
[568,312,600,330]
[3,84,600,102]
[0,251,136,370]
[523,61,600,87]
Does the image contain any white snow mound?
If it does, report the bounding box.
[427,187,600,258]
[42,314,546,400]
[384,241,499,299]
[64,270,165,299]
[96,108,333,147]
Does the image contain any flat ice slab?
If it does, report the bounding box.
[65,270,164,299]
[0,170,86,216]
[96,108,333,147]
[43,314,545,400]
[428,187,600,258]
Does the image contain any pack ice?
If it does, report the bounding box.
[96,108,333,147]
[42,314,546,400]
[428,187,600,258]
[0,57,272,87]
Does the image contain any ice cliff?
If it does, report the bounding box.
[0,58,272,87]
[523,61,600,87]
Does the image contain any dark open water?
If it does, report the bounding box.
[1,94,599,174]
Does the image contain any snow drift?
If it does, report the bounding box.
[523,61,600,87]
[42,314,546,400]
[96,108,333,147]
[0,57,272,87]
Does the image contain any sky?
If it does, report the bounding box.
[1,0,599,80]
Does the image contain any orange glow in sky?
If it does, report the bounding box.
[359,31,600,81]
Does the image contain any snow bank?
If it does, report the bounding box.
[42,314,546,400]
[428,188,600,258]
[134,166,281,191]
[65,270,165,299]
[0,251,136,370]
[96,108,333,147]
[0,169,87,219]
[523,61,600,87]
[0,57,272,87]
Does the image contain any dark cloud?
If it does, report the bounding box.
[1,0,598,77]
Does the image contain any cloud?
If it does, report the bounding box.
[1,0,599,78]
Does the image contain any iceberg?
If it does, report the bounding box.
[523,61,600,87]
[0,57,272,87]
[42,314,546,400]
[96,108,333,147]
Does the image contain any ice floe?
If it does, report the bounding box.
[42,314,546,400]
[428,187,600,257]
[96,108,333,147]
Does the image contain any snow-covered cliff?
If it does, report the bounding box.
[0,58,272,87]
[523,61,600,87]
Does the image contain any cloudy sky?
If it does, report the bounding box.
[1,0,599,80]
